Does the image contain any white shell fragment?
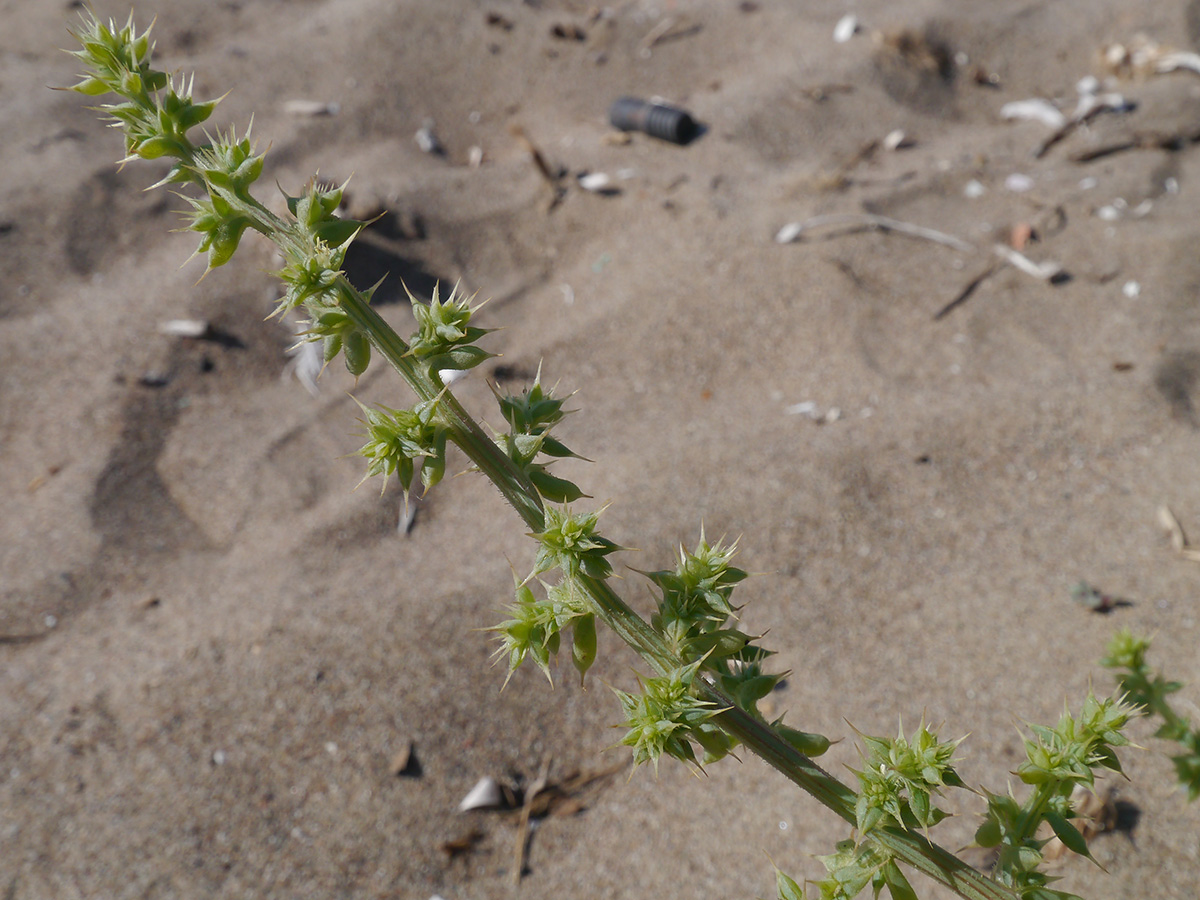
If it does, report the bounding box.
[1000,99,1066,130]
[415,120,444,155]
[833,14,859,43]
[774,221,805,244]
[1004,173,1034,193]
[963,179,986,199]
[1156,50,1200,76]
[1122,280,1141,298]
[578,171,613,192]
[158,318,210,338]
[458,777,505,812]
[883,129,913,151]
[785,401,842,424]
[283,99,340,117]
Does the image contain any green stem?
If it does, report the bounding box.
[1013,784,1053,848]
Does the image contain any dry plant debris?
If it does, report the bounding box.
[1158,505,1200,563]
[775,212,974,252]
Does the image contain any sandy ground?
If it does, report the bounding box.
[3,0,1200,897]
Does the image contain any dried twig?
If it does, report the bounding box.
[639,16,702,53]
[1034,92,1132,158]
[935,207,1067,319]
[1071,125,1200,162]
[933,260,1002,320]
[1158,505,1200,563]
[775,213,974,252]
[513,755,552,883]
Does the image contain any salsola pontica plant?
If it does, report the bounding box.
[65,11,1144,899]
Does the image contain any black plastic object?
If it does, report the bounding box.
[609,96,698,145]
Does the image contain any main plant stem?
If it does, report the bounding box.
[336,287,1017,900]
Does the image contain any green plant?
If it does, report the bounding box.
[66,11,1143,899]
[1102,629,1200,802]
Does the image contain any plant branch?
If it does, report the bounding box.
[343,293,1019,900]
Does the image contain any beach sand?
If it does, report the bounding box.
[3,1,1200,897]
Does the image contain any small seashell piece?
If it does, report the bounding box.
[283,99,340,117]
[458,776,504,812]
[775,222,804,244]
[415,121,444,155]
[1000,98,1066,130]
[833,14,859,43]
[1005,173,1034,193]
[158,318,210,338]
[578,172,613,192]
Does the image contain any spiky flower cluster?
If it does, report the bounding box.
[645,535,749,660]
[1102,630,1200,802]
[491,577,597,686]
[1017,694,1136,788]
[275,179,376,375]
[613,662,721,772]
[530,506,622,580]
[67,13,212,168]
[974,692,1141,896]
[639,537,828,765]
[353,398,447,499]
[851,720,966,835]
[405,283,494,376]
[492,370,587,503]
[773,841,917,900]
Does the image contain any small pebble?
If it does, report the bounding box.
[1122,280,1140,298]
[283,99,339,117]
[1004,173,1034,193]
[964,179,986,199]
